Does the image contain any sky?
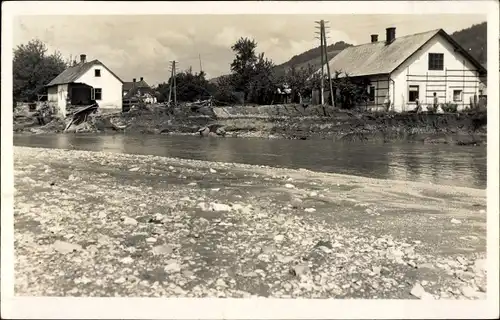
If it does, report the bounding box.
[13,14,486,85]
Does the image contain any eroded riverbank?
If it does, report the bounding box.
[14,105,487,145]
[14,147,487,298]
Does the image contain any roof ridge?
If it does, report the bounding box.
[348,28,441,48]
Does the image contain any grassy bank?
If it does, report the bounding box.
[14,147,486,298]
[14,104,487,145]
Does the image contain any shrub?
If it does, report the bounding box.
[426,104,438,113]
[441,102,458,113]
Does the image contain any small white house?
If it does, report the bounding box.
[46,54,124,117]
[319,27,487,112]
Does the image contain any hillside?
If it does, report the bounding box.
[209,22,489,83]
[451,22,487,66]
[273,40,353,75]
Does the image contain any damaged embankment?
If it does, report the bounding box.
[15,104,487,145]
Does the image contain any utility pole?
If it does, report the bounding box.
[168,60,177,106]
[168,60,178,106]
[321,20,335,107]
[172,60,177,106]
[199,53,203,73]
[315,20,325,105]
[167,63,174,105]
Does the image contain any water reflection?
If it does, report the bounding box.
[14,133,486,189]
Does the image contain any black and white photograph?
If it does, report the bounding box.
[1,1,499,319]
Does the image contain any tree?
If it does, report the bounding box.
[213,74,241,104]
[230,37,259,101]
[227,37,280,105]
[246,52,277,105]
[13,39,68,104]
[282,63,317,103]
[332,71,370,109]
[153,82,170,103]
[155,69,215,103]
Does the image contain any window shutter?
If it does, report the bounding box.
[91,88,95,100]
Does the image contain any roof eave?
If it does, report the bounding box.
[390,29,487,75]
[438,29,487,75]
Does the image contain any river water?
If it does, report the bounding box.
[14,134,486,189]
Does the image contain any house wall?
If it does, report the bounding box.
[47,85,69,117]
[75,64,123,111]
[391,33,486,112]
[47,86,58,103]
[361,76,391,111]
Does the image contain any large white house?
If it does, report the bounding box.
[320,27,487,112]
[46,54,124,117]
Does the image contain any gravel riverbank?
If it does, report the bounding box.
[14,146,487,299]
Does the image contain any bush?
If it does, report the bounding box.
[426,104,438,113]
[441,102,458,113]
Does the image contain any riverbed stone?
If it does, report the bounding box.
[122,217,138,226]
[52,240,82,254]
[13,146,487,299]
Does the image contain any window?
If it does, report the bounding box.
[368,86,375,102]
[428,53,444,70]
[408,85,419,102]
[91,88,102,100]
[95,69,101,77]
[453,90,462,102]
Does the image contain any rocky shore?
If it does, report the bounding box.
[13,104,487,145]
[14,147,486,298]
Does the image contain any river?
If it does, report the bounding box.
[13,133,486,189]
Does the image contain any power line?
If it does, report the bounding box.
[168,60,177,106]
[315,19,334,106]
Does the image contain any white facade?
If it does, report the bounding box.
[47,63,123,117]
[47,84,69,117]
[74,64,123,112]
[392,33,486,112]
[364,33,486,112]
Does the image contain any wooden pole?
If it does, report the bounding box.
[168,62,174,105]
[173,61,177,106]
[315,20,325,105]
[321,20,334,107]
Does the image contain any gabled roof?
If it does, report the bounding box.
[46,59,124,87]
[123,79,151,92]
[123,80,154,99]
[318,28,487,78]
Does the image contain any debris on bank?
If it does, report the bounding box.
[13,101,487,145]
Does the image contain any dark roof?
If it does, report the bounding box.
[46,59,124,87]
[318,29,486,78]
[123,81,154,99]
[123,79,151,92]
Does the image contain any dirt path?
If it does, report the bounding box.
[13,147,487,299]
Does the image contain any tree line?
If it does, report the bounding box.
[13,21,488,109]
[11,37,375,109]
[146,37,366,108]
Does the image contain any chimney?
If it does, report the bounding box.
[80,54,87,64]
[133,78,136,83]
[140,77,143,81]
[371,34,378,43]
[386,27,396,44]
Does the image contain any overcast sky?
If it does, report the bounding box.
[13,14,485,85]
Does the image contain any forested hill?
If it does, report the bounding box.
[451,22,487,66]
[274,40,352,74]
